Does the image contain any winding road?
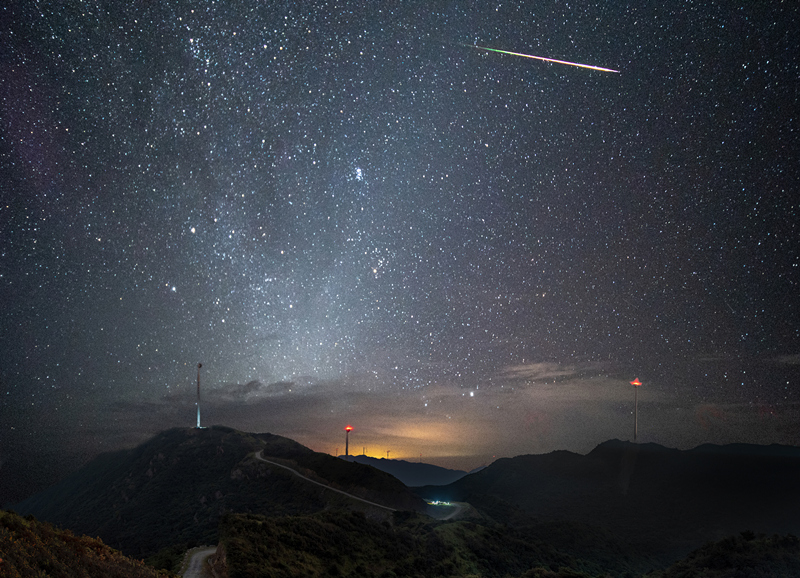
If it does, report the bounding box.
[442,502,465,520]
[181,451,398,575]
[255,451,396,511]
[181,546,216,578]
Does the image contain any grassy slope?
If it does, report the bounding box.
[0,509,173,578]
[220,512,800,578]
[218,510,651,578]
[644,532,800,578]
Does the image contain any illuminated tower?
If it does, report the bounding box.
[344,425,353,459]
[196,363,203,428]
[631,378,642,441]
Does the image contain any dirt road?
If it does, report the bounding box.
[255,451,396,511]
[181,546,217,578]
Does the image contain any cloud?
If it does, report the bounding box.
[211,380,266,400]
[774,353,800,365]
[501,362,584,382]
[208,379,319,400]
[499,361,617,383]
[521,377,660,403]
[491,362,656,404]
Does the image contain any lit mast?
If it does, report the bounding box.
[344,425,353,459]
[196,363,202,428]
[631,378,642,441]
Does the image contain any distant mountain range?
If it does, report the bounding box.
[12,431,800,576]
[415,439,800,563]
[340,454,478,487]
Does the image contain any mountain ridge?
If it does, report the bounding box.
[339,454,470,487]
[15,426,425,558]
[414,438,800,563]
[14,430,800,571]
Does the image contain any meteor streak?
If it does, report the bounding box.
[467,44,619,73]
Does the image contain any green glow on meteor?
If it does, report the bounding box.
[469,45,620,73]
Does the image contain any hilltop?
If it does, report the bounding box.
[15,426,425,560]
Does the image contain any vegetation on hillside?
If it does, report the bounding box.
[415,440,800,564]
[217,510,643,578]
[14,429,800,577]
[16,427,271,557]
[220,511,800,578]
[279,450,425,510]
[644,531,800,578]
[0,509,173,578]
[15,426,422,559]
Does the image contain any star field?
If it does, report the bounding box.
[1,1,798,502]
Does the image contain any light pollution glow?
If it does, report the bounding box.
[43,362,800,476]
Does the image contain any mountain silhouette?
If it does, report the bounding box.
[340,454,469,487]
[15,426,425,558]
[415,439,800,562]
[13,432,800,573]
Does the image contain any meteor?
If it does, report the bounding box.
[467,44,619,73]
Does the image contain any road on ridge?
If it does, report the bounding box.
[255,450,396,512]
[180,452,397,575]
[181,546,216,578]
[442,502,465,520]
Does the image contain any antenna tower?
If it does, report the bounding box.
[631,378,642,441]
[196,363,202,428]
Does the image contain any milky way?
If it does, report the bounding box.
[2,1,798,502]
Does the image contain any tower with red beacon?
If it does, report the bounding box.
[344,425,353,459]
[631,378,642,442]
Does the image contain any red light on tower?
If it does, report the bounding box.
[631,378,642,441]
[344,425,353,459]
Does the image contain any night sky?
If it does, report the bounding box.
[2,1,798,504]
